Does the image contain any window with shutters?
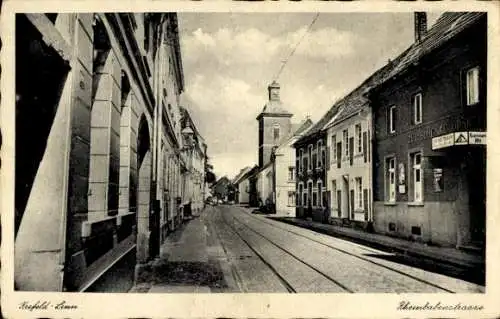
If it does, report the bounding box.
[343,130,349,157]
[386,156,396,202]
[331,135,337,164]
[388,105,396,133]
[355,177,362,209]
[355,124,362,154]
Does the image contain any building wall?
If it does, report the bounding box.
[274,139,297,216]
[326,109,373,225]
[14,13,186,292]
[371,18,486,247]
[258,115,292,167]
[294,134,328,222]
[238,179,250,205]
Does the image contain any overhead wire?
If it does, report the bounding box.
[272,12,321,82]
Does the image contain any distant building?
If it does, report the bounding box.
[232,166,253,204]
[369,12,487,249]
[212,176,231,201]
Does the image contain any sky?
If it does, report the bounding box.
[177,12,442,180]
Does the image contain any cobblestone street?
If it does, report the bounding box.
[131,205,484,293]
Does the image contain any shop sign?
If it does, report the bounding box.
[469,131,486,145]
[454,132,469,145]
[432,133,454,150]
[433,168,443,192]
[431,131,486,150]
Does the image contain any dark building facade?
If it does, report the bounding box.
[369,13,487,249]
[294,131,329,222]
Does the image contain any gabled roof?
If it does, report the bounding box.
[232,166,252,184]
[296,12,485,144]
[381,12,485,83]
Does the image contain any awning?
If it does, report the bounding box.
[432,131,486,150]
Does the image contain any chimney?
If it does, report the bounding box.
[268,80,280,101]
[414,12,428,43]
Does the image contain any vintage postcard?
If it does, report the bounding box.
[1,0,499,318]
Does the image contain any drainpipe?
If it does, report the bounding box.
[368,105,375,226]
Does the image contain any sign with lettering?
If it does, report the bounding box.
[432,131,486,150]
[432,133,454,150]
[469,131,486,145]
[433,168,443,192]
[454,132,469,145]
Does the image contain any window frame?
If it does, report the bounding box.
[466,66,480,106]
[355,124,362,154]
[413,93,423,125]
[385,155,396,203]
[288,166,295,181]
[343,129,349,158]
[317,181,323,207]
[409,150,424,203]
[331,134,337,164]
[388,105,396,134]
[273,124,281,141]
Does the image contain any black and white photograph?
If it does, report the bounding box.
[1,1,499,318]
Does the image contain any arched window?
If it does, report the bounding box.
[273,124,280,141]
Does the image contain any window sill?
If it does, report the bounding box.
[384,202,397,206]
[407,202,424,207]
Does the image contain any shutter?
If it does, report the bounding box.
[363,188,369,221]
[337,190,342,217]
[350,189,355,219]
[349,137,354,166]
[368,129,371,163]
[363,131,368,163]
[337,142,342,169]
[326,146,330,168]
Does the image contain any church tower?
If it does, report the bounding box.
[256,81,293,167]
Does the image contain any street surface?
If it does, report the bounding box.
[203,205,484,293]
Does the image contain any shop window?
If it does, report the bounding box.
[411,152,423,203]
[413,93,422,124]
[386,157,396,202]
[388,105,396,133]
[355,124,362,154]
[355,177,362,209]
[466,66,480,105]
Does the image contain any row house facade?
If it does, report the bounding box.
[293,12,486,251]
[293,129,329,222]
[14,13,194,292]
[180,107,208,217]
[369,12,487,249]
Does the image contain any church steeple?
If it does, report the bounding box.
[268,80,280,101]
[257,81,293,167]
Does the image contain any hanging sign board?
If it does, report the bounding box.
[432,131,486,150]
[469,131,486,145]
[432,133,454,150]
[454,132,469,145]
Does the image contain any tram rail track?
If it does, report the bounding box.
[237,207,458,293]
[219,209,353,293]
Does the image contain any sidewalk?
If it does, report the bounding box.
[129,209,229,293]
[267,215,484,270]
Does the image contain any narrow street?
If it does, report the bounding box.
[134,205,484,293]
